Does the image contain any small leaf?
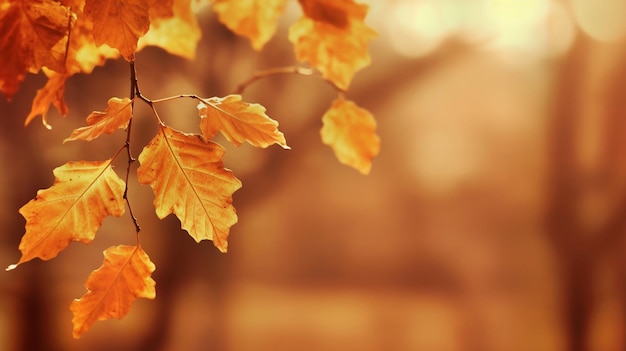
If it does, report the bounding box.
[198,94,289,149]
[213,0,288,50]
[84,0,153,61]
[70,245,156,338]
[25,69,69,129]
[320,98,380,174]
[137,126,242,252]
[7,160,126,269]
[289,0,376,90]
[64,97,133,143]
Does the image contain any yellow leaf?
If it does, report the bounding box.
[320,98,380,174]
[70,245,156,338]
[25,69,69,129]
[0,0,71,98]
[137,126,242,252]
[84,0,153,61]
[198,94,289,149]
[7,160,126,269]
[289,0,376,90]
[213,0,288,50]
[138,0,201,60]
[64,97,133,143]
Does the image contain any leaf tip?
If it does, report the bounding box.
[5,263,18,272]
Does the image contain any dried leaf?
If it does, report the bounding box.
[289,0,376,90]
[213,0,288,50]
[70,245,156,338]
[64,97,133,143]
[198,94,289,149]
[137,126,242,252]
[84,0,153,61]
[25,69,69,129]
[320,98,380,174]
[7,160,126,269]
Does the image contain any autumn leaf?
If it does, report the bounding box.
[320,98,380,174]
[137,126,242,252]
[289,0,376,91]
[25,69,69,129]
[6,160,126,270]
[198,95,289,149]
[70,245,156,338]
[0,0,72,99]
[138,0,200,60]
[213,0,288,50]
[64,97,133,143]
[84,0,153,61]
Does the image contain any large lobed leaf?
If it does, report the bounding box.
[7,160,126,270]
[137,126,242,252]
[70,245,156,338]
[320,98,380,174]
[198,94,289,149]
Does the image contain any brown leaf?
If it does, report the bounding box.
[25,69,69,128]
[289,0,376,90]
[137,126,242,252]
[320,98,380,174]
[84,0,153,61]
[64,97,133,143]
[213,0,288,50]
[7,160,126,270]
[198,94,289,149]
[70,245,156,338]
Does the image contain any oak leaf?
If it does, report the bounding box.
[137,126,242,252]
[320,98,380,174]
[25,69,69,129]
[7,160,126,270]
[64,97,133,143]
[70,245,156,338]
[198,94,289,149]
[213,0,288,50]
[289,0,376,90]
[0,0,72,99]
[84,0,153,61]
[138,0,200,59]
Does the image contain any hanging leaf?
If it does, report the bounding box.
[137,126,242,252]
[64,97,133,143]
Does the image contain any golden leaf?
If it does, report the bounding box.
[7,160,126,270]
[25,69,69,129]
[320,98,380,174]
[137,126,242,252]
[198,94,289,149]
[289,0,376,91]
[64,97,133,143]
[70,245,156,338]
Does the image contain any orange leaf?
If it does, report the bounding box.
[64,97,133,143]
[213,0,288,50]
[0,0,71,98]
[320,98,380,174]
[137,126,242,252]
[289,0,376,90]
[84,0,153,61]
[138,0,201,59]
[198,94,289,149]
[70,245,156,338]
[7,160,126,269]
[25,69,69,129]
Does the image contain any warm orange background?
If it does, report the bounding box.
[2,1,626,350]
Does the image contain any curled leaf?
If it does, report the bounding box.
[64,97,133,143]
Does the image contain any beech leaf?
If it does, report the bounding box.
[84,0,153,61]
[320,98,380,174]
[64,97,133,143]
[289,0,376,90]
[70,245,156,338]
[7,160,126,270]
[213,0,288,50]
[198,94,289,149]
[25,69,69,129]
[137,126,242,252]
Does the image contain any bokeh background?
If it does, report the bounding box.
[2,0,626,350]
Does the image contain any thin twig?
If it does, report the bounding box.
[124,62,141,235]
[234,66,316,94]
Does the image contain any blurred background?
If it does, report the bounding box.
[2,0,626,350]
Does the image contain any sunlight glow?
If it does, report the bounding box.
[573,0,626,42]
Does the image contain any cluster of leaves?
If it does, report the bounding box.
[1,0,380,338]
